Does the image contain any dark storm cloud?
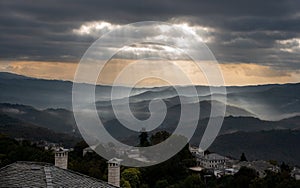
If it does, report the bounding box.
[0,0,300,69]
[0,0,298,25]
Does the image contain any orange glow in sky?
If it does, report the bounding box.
[0,60,299,86]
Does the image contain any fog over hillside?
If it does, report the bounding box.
[0,72,299,121]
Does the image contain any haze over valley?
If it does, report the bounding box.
[1,72,300,165]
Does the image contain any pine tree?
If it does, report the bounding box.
[240,152,247,161]
[139,129,150,147]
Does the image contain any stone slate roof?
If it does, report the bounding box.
[196,153,228,161]
[0,161,117,188]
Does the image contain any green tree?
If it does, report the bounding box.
[121,168,141,188]
[155,179,169,188]
[181,174,205,188]
[121,178,132,188]
[88,166,102,179]
[140,143,196,187]
[73,140,88,157]
[150,131,170,145]
[233,166,258,188]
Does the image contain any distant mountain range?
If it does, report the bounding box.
[1,72,300,165]
[1,72,300,121]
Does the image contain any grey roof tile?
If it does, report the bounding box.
[0,161,116,188]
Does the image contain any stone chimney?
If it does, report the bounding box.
[108,158,122,187]
[54,147,68,169]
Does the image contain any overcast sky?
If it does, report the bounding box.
[0,0,300,86]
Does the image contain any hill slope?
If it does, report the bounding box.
[0,113,79,147]
[0,103,77,135]
[209,129,300,165]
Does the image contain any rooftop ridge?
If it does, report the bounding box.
[15,161,53,166]
[0,161,52,171]
[44,166,54,188]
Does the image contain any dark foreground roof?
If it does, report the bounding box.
[0,161,116,188]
